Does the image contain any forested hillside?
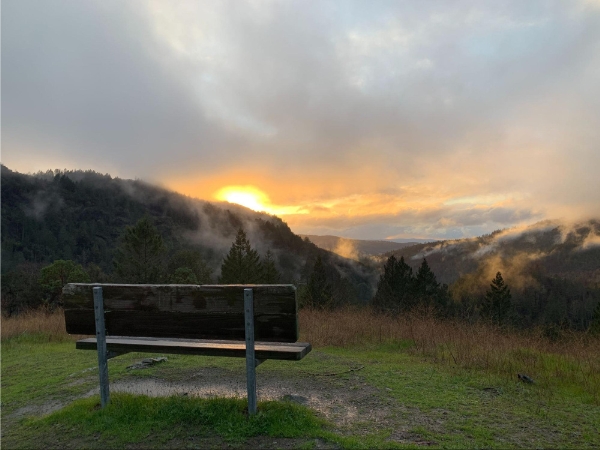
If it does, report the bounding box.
[1,166,374,313]
[2,165,599,331]
[381,221,600,329]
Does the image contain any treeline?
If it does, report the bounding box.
[372,254,600,333]
[1,215,364,314]
[2,166,599,332]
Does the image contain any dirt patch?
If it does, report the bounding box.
[79,365,446,440]
[11,401,66,420]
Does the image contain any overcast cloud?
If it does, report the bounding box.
[2,0,600,239]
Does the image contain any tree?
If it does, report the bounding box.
[171,267,199,284]
[113,216,165,283]
[589,301,600,335]
[372,255,414,313]
[167,249,212,284]
[261,250,280,284]
[1,263,45,315]
[415,258,448,312]
[219,228,263,283]
[306,255,333,309]
[482,272,512,323]
[39,259,90,306]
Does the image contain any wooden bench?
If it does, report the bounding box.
[63,283,311,414]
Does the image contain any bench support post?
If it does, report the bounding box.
[93,286,110,408]
[244,288,257,415]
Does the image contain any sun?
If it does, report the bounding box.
[215,186,270,212]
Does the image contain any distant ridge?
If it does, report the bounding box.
[299,234,431,258]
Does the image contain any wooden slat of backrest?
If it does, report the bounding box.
[63,284,298,342]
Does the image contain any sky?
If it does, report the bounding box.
[2,0,600,240]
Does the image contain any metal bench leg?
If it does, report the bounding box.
[93,286,110,408]
[244,288,257,415]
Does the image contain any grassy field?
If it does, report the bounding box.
[2,308,599,448]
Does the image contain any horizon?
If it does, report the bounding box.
[3,1,600,240]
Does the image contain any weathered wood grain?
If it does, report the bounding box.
[63,284,299,342]
[75,337,312,361]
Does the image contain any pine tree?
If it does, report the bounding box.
[307,255,333,309]
[482,272,512,323]
[261,250,280,284]
[219,228,263,283]
[372,255,414,312]
[113,216,165,283]
[415,258,447,311]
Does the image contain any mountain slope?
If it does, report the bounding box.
[299,235,424,259]
[1,166,374,303]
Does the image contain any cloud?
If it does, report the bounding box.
[2,0,600,239]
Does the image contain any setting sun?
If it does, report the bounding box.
[215,186,270,212]
[214,185,308,216]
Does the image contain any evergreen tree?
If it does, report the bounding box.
[482,272,512,323]
[372,255,414,312]
[113,216,165,283]
[40,259,90,305]
[219,228,263,283]
[415,258,447,311]
[307,255,333,309]
[261,250,280,284]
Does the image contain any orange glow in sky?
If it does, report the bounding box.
[214,185,308,216]
[215,186,270,212]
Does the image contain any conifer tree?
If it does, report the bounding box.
[415,258,447,311]
[114,216,165,283]
[372,255,414,312]
[307,255,333,309]
[219,228,263,283]
[261,250,280,284]
[482,271,512,323]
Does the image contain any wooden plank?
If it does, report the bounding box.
[66,310,296,342]
[63,284,298,342]
[63,284,296,314]
[75,337,312,361]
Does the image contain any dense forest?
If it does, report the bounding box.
[2,165,600,332]
[1,166,374,313]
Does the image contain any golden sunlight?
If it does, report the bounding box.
[214,185,309,216]
[215,185,270,212]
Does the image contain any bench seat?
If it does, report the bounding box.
[76,336,312,360]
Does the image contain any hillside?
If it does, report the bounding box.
[1,166,375,308]
[384,220,600,286]
[299,234,423,259]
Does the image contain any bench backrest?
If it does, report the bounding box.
[63,284,298,342]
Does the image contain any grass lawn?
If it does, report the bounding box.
[2,330,599,449]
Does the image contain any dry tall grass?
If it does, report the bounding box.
[300,306,600,403]
[3,306,598,402]
[1,308,73,342]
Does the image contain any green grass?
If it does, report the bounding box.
[2,333,599,449]
[19,394,330,448]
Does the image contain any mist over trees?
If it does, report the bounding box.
[1,166,371,313]
[2,165,599,332]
